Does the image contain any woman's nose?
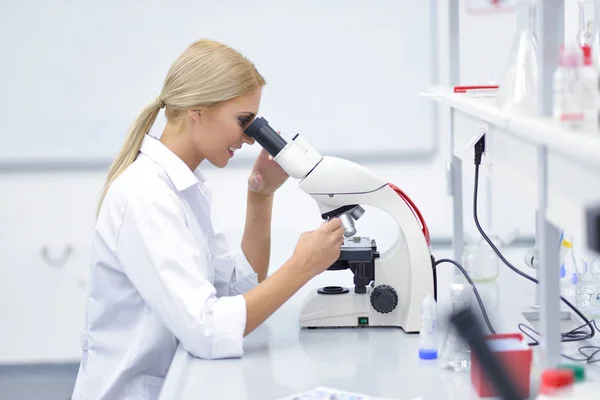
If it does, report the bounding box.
[242,134,255,145]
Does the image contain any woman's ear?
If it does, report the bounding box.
[188,109,202,124]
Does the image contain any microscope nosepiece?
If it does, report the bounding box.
[321,205,366,237]
[339,213,357,237]
[350,206,365,221]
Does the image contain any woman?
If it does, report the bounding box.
[71,39,344,399]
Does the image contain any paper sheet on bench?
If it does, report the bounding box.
[278,386,422,400]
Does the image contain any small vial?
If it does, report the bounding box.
[419,294,438,360]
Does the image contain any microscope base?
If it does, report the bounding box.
[298,285,419,333]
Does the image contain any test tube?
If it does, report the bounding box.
[419,294,438,360]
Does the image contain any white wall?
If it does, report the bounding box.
[0,0,437,161]
[0,0,587,364]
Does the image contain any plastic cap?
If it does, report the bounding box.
[582,45,593,65]
[419,349,438,360]
[558,364,585,382]
[539,369,574,394]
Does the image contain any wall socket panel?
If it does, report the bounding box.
[465,122,494,168]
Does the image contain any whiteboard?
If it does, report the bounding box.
[0,0,436,165]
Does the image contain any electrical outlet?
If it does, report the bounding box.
[468,122,495,170]
[483,123,495,167]
[466,130,486,154]
[466,123,488,160]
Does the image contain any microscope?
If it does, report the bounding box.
[245,117,435,333]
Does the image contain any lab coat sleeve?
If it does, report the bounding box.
[212,229,259,297]
[115,191,247,360]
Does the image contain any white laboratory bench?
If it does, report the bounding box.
[158,248,600,400]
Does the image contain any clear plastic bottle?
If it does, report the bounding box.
[419,294,437,361]
[559,234,578,303]
[576,258,600,316]
[553,44,584,130]
[579,45,600,132]
[440,284,472,372]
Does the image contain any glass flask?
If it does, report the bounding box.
[496,0,539,116]
[440,284,473,372]
[462,238,500,282]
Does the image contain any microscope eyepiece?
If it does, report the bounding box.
[244,115,323,179]
[245,117,288,157]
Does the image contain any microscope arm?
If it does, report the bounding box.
[244,117,430,244]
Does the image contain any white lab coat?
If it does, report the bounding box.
[71,135,259,400]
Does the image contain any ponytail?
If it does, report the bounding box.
[96,38,267,217]
[96,97,165,216]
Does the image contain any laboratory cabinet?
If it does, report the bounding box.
[0,170,105,364]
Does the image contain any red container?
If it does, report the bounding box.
[471,333,533,399]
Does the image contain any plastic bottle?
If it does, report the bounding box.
[559,233,578,303]
[576,258,600,317]
[536,368,574,399]
[553,44,584,130]
[579,45,600,132]
[440,284,472,371]
[419,294,437,361]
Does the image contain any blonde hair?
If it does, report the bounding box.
[96,39,266,215]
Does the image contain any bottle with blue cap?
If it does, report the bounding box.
[419,294,438,360]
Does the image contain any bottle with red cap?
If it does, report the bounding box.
[535,368,575,399]
[579,45,600,133]
[553,43,584,130]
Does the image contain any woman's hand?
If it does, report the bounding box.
[247,135,289,196]
[291,218,345,279]
[242,218,344,336]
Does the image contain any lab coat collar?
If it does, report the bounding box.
[139,135,207,191]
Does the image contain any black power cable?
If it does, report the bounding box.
[471,136,596,347]
[433,258,496,335]
[517,321,600,363]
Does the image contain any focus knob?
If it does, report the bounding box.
[370,284,398,314]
